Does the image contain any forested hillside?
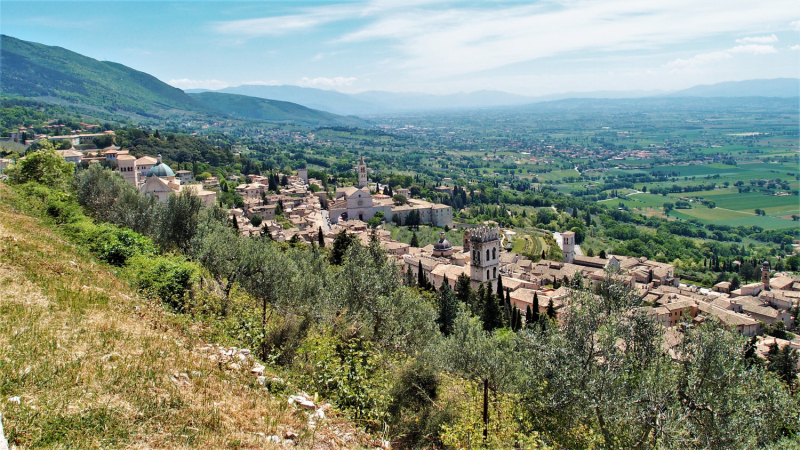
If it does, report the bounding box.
[0,35,208,117]
[0,36,366,126]
[189,92,366,127]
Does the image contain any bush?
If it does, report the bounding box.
[295,328,390,431]
[128,255,199,312]
[5,147,75,190]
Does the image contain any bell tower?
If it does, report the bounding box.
[469,226,500,283]
[562,231,575,264]
[357,156,368,188]
[762,261,771,291]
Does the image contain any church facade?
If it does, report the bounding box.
[328,157,453,227]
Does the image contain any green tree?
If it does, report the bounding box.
[546,298,557,320]
[530,292,540,325]
[436,277,459,336]
[5,146,74,190]
[330,229,355,265]
[410,232,420,248]
[730,275,740,291]
[318,226,325,247]
[156,190,203,252]
[481,281,504,331]
[250,215,262,227]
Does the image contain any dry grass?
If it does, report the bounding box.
[0,183,374,449]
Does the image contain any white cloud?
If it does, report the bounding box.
[736,34,778,43]
[792,20,800,31]
[298,77,357,87]
[665,44,777,70]
[241,80,280,86]
[213,0,794,80]
[168,79,229,90]
[728,44,779,54]
[665,51,732,69]
[791,45,800,51]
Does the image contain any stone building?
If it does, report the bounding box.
[357,156,368,188]
[469,226,501,284]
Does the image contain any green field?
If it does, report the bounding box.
[711,192,799,213]
[671,207,753,221]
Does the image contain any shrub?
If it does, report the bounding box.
[5,147,74,190]
[128,255,199,312]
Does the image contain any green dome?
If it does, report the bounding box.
[146,162,175,178]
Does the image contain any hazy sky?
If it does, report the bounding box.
[3,1,798,95]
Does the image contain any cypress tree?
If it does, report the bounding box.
[410,232,420,248]
[405,268,416,287]
[481,281,503,331]
[531,292,540,324]
[231,214,239,230]
[454,273,474,312]
[496,275,504,298]
[514,308,523,332]
[436,277,459,336]
[525,305,533,327]
[318,226,325,247]
[418,265,427,290]
[546,298,557,320]
[504,289,513,327]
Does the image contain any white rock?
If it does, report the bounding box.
[239,349,251,357]
[256,376,267,386]
[313,409,325,420]
[237,353,248,362]
[298,399,316,410]
[7,397,20,404]
[251,365,265,375]
[267,435,281,444]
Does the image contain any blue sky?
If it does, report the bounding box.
[2,1,798,95]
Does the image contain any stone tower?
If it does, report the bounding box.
[357,156,368,188]
[762,261,771,291]
[462,229,471,252]
[469,226,500,283]
[562,231,575,264]
[297,168,308,185]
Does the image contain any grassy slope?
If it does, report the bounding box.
[0,183,370,449]
[189,92,365,127]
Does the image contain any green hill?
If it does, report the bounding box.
[0,35,364,126]
[189,91,366,127]
[0,35,208,117]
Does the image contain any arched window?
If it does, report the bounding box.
[493,267,497,278]
[492,248,496,260]
[486,249,490,261]
[487,270,490,280]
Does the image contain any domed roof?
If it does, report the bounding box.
[434,233,453,252]
[146,155,175,178]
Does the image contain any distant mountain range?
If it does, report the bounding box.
[192,78,797,115]
[1,35,797,124]
[0,35,364,127]
[665,78,799,98]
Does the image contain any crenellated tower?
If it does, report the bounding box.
[469,226,500,283]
